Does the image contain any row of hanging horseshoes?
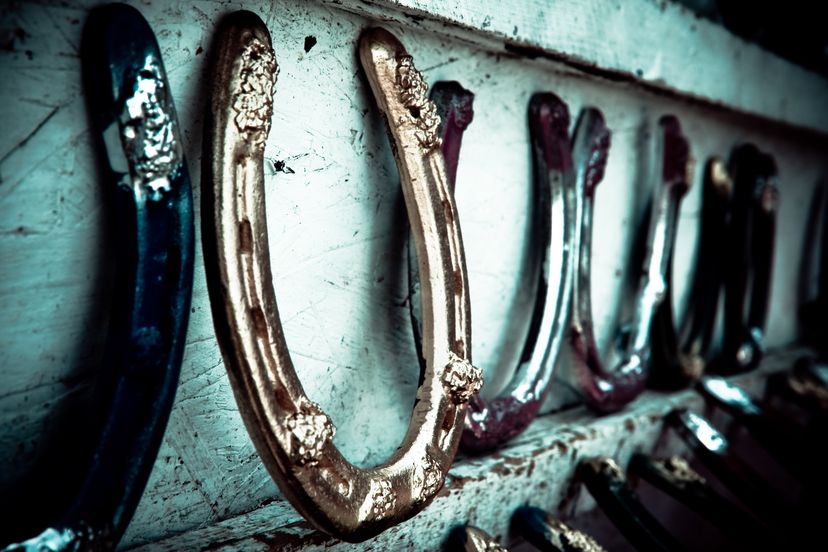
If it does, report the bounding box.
[3,5,785,551]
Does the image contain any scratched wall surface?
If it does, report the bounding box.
[0,0,826,549]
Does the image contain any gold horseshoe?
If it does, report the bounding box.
[202,12,481,541]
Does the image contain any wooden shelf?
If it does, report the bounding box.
[131,349,805,551]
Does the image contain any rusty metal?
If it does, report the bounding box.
[650,158,730,389]
[577,457,683,551]
[570,114,692,412]
[513,506,606,552]
[408,85,575,452]
[202,18,480,541]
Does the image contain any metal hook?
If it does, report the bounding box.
[3,5,195,550]
[202,18,481,541]
[570,115,692,412]
[409,86,575,452]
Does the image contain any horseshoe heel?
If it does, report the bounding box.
[696,377,808,476]
[408,87,574,452]
[570,114,692,412]
[203,19,480,541]
[715,144,778,374]
[650,158,730,389]
[2,5,195,551]
[513,506,606,552]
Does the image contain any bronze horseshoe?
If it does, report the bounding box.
[202,14,481,541]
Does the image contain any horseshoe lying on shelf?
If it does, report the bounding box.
[3,5,195,550]
[569,114,692,412]
[513,506,606,552]
[798,183,828,354]
[408,85,576,452]
[696,376,809,476]
[577,457,684,552]
[202,16,481,541]
[650,158,730,389]
[627,454,779,548]
[713,144,778,374]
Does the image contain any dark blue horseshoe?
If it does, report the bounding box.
[3,4,194,550]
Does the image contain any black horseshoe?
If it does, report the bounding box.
[3,5,194,550]
[570,115,692,412]
[713,144,778,374]
[650,158,730,389]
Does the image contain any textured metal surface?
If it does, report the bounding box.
[203,17,479,541]
[130,351,801,550]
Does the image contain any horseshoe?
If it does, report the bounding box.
[799,184,828,352]
[446,525,508,552]
[713,144,778,374]
[666,410,798,530]
[696,376,809,477]
[650,158,730,389]
[569,114,692,412]
[3,5,195,550]
[202,16,481,541]
[408,86,575,452]
[577,457,683,552]
[627,454,777,547]
[513,506,606,552]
